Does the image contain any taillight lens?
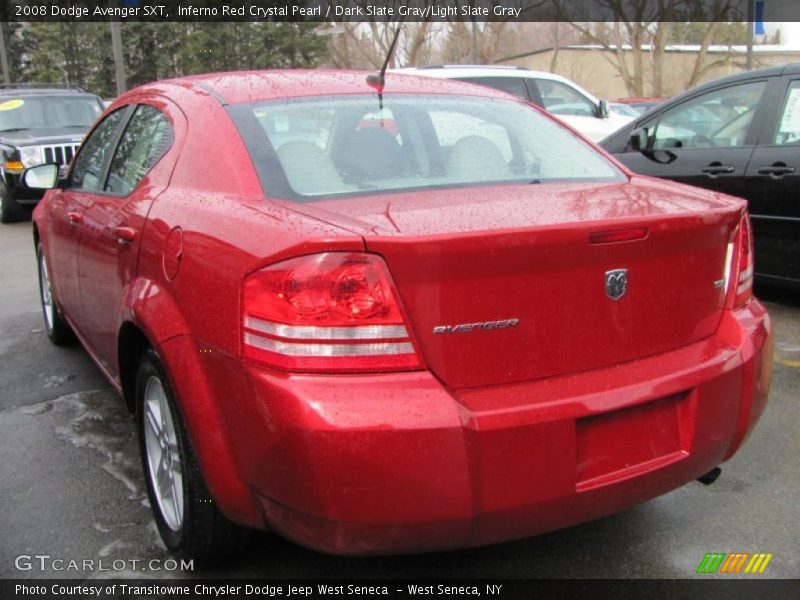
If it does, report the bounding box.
[726,215,754,309]
[242,253,422,372]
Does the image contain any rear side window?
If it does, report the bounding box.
[468,77,529,101]
[105,105,173,195]
[651,81,766,149]
[534,80,596,116]
[69,109,126,192]
[773,80,800,145]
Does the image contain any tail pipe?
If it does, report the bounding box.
[697,467,722,486]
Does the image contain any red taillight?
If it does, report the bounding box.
[726,216,754,309]
[242,253,422,372]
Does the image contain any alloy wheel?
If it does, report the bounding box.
[142,375,184,531]
[39,251,55,332]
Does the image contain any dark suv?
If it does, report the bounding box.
[0,84,103,222]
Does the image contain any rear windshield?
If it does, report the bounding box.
[0,95,103,132]
[230,94,624,201]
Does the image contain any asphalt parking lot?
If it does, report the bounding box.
[0,220,798,580]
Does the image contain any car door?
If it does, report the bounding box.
[77,101,177,375]
[614,79,775,199]
[43,108,128,324]
[743,77,800,285]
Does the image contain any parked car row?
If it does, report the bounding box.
[23,66,772,560]
[407,64,798,287]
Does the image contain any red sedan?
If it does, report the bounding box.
[26,71,772,559]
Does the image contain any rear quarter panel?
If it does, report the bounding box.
[128,90,365,522]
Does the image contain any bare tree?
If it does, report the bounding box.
[564,1,666,96]
[326,22,434,69]
[683,2,740,87]
[561,0,738,96]
[550,21,561,71]
[442,22,510,64]
[403,23,434,66]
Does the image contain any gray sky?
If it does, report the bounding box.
[764,22,800,47]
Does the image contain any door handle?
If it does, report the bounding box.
[112,226,138,245]
[701,163,735,176]
[756,163,795,177]
[68,212,83,225]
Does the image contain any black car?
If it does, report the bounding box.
[602,64,800,289]
[0,84,103,223]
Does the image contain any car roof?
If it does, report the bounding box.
[396,65,572,83]
[0,92,99,99]
[395,65,600,103]
[0,84,89,96]
[131,69,517,106]
[669,63,799,98]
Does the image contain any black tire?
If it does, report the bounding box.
[0,180,22,223]
[135,349,250,563]
[36,241,75,345]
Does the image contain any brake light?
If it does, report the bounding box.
[242,253,422,372]
[589,227,648,244]
[726,216,754,309]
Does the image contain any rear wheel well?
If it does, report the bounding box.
[118,323,152,414]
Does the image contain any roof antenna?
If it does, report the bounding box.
[367,25,402,110]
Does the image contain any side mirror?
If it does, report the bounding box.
[21,163,59,190]
[629,127,649,152]
[597,99,610,119]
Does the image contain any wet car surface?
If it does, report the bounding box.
[1,219,798,576]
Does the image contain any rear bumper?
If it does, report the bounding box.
[198,300,772,555]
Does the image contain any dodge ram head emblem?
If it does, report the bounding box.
[605,269,628,301]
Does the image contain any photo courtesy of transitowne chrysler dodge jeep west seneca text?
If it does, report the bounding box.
[25,70,772,560]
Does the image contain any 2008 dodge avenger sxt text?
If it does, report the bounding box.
[25,70,772,560]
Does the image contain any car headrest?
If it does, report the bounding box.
[334,127,407,181]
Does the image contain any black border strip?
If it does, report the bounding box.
[3,579,800,600]
[3,0,799,23]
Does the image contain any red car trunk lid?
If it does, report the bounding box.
[280,180,745,389]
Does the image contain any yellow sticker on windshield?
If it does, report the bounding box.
[0,99,24,111]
